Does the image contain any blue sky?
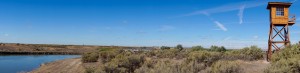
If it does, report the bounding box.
[0,0,299,49]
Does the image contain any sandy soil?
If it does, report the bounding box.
[239,60,270,73]
[30,58,85,73]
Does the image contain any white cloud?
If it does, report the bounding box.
[183,1,266,16]
[158,25,175,32]
[214,21,228,31]
[182,1,268,32]
[291,0,298,3]
[238,5,245,24]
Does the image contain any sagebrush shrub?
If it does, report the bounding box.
[186,50,222,66]
[136,59,180,73]
[265,44,300,73]
[180,60,206,73]
[210,60,243,73]
[98,48,123,63]
[209,45,226,52]
[103,52,145,73]
[175,44,184,51]
[224,46,263,61]
[264,58,300,73]
[157,49,179,58]
[81,45,267,73]
[160,46,171,50]
[85,67,96,73]
[135,59,205,73]
[271,44,300,62]
[190,46,206,51]
[82,52,99,63]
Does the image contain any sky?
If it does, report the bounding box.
[0,0,300,49]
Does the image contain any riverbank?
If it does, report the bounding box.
[0,55,80,73]
[0,43,98,55]
[0,43,154,55]
[0,43,116,55]
[0,51,80,55]
[31,58,85,73]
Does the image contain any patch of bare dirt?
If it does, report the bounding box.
[30,58,85,73]
[239,60,270,73]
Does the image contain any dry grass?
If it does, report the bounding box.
[31,45,272,73]
[81,46,267,73]
[264,44,300,73]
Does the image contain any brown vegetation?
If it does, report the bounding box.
[82,52,99,63]
[264,44,300,73]
[80,45,266,73]
[0,43,98,54]
[30,44,274,73]
[0,43,152,55]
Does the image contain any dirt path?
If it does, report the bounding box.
[30,58,85,73]
[239,60,270,73]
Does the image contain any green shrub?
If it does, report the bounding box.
[186,50,222,66]
[103,52,145,73]
[157,49,179,58]
[210,60,243,73]
[239,46,264,60]
[103,61,125,73]
[271,44,300,62]
[99,51,118,63]
[146,49,187,59]
[85,67,96,73]
[135,59,178,73]
[180,60,206,73]
[224,46,263,61]
[135,59,202,73]
[175,44,184,51]
[82,52,99,63]
[98,48,123,63]
[81,45,267,73]
[190,46,206,51]
[264,58,300,73]
[210,45,226,52]
[160,46,171,50]
[145,49,159,57]
[134,59,156,73]
[174,50,189,59]
[135,58,206,73]
[264,44,300,73]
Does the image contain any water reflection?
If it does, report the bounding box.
[0,55,80,73]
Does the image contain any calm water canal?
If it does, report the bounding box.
[0,55,80,73]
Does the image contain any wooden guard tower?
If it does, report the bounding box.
[267,2,296,61]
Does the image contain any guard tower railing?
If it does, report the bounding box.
[289,14,296,25]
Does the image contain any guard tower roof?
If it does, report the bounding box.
[267,2,292,9]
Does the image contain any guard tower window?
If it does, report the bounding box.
[276,7,284,16]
